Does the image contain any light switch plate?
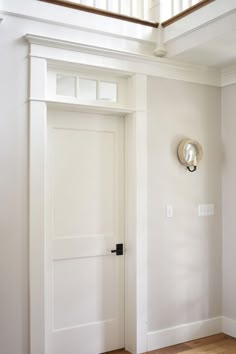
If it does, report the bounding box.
[166,205,173,218]
[198,204,215,216]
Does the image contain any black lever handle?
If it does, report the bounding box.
[111,243,123,256]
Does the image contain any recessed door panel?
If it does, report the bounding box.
[52,128,115,238]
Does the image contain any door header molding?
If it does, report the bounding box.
[25,33,220,87]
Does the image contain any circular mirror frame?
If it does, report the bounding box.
[177,139,203,168]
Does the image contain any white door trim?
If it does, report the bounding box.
[28,36,148,354]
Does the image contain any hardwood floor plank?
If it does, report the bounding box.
[105,334,236,354]
[177,339,236,354]
[186,333,231,348]
[103,350,130,354]
[150,343,190,354]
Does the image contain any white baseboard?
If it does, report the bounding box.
[222,317,236,338]
[147,317,222,351]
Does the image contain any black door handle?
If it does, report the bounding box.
[111,243,123,256]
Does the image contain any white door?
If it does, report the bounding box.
[46,109,125,354]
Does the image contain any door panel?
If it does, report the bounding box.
[46,110,124,354]
[52,128,114,238]
[53,257,117,329]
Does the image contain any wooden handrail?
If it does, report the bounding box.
[38,0,159,28]
[162,0,215,27]
[38,0,215,30]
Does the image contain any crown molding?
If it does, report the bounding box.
[25,34,221,87]
[221,66,236,87]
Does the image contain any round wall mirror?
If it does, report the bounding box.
[178,139,203,172]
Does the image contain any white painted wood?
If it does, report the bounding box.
[47,67,128,109]
[163,0,234,45]
[95,0,107,10]
[222,317,236,338]
[30,100,47,354]
[107,0,119,13]
[29,56,48,354]
[124,114,137,354]
[26,34,221,87]
[125,74,148,354]
[163,0,203,21]
[149,0,160,22]
[221,65,236,87]
[3,0,236,59]
[170,0,175,17]
[30,57,47,100]
[46,110,125,354]
[80,0,96,6]
[154,24,167,57]
[148,317,222,351]
[120,0,131,17]
[46,100,134,115]
[130,0,138,17]
[142,0,149,20]
[28,35,149,354]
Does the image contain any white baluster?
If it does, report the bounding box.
[136,0,141,19]
[182,0,191,10]
[80,0,94,5]
[171,0,174,16]
[149,0,161,22]
[94,0,106,10]
[128,0,132,16]
[172,0,180,15]
[161,0,172,21]
[118,0,121,14]
[142,0,149,20]
[131,0,138,17]
[119,0,131,16]
[107,0,119,13]
[105,0,109,11]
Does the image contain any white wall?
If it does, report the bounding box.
[0,10,224,354]
[0,0,156,52]
[147,77,222,331]
[0,20,29,354]
[222,84,236,320]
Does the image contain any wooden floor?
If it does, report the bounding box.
[106,333,236,354]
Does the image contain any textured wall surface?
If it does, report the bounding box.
[147,76,222,331]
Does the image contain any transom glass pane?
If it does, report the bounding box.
[79,78,97,101]
[56,75,76,97]
[99,81,117,102]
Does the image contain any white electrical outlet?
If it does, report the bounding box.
[198,204,215,216]
[166,205,173,218]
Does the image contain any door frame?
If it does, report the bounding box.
[27,34,148,354]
